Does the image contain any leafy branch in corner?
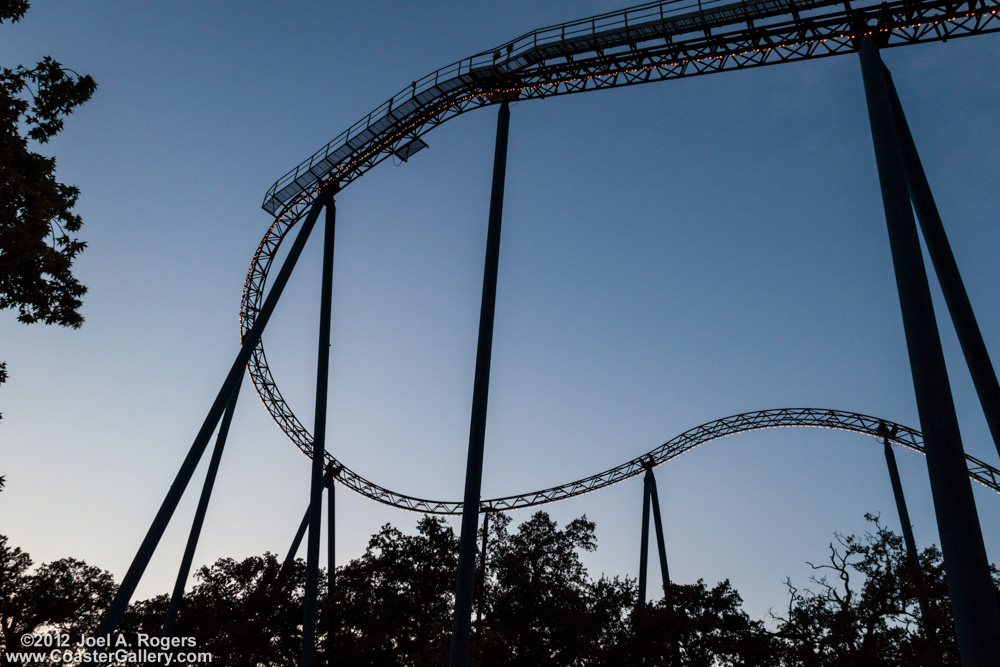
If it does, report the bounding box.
[0,0,97,397]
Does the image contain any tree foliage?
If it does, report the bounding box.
[1,0,96,401]
[476,512,632,665]
[630,580,779,666]
[771,513,996,666]
[2,511,996,666]
[121,552,308,667]
[0,535,115,666]
[332,516,457,664]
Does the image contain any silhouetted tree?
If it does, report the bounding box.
[1,0,96,401]
[629,580,780,666]
[476,512,621,665]
[330,516,457,666]
[771,513,997,666]
[325,511,774,666]
[6,512,992,666]
[118,592,169,638]
[162,552,305,666]
[0,535,33,660]
[0,535,115,666]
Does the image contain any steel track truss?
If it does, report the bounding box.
[260,0,999,217]
[244,407,1000,515]
[240,0,1000,516]
[242,0,999,468]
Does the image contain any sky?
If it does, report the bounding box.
[2,0,999,625]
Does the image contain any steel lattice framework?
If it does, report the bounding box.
[239,0,1000,515]
[260,0,999,217]
[260,407,1000,515]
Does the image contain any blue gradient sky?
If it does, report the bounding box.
[2,1,999,622]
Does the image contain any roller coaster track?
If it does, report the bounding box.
[239,0,1000,514]
[261,0,999,217]
[292,407,1000,515]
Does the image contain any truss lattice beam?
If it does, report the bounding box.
[249,407,1000,516]
[240,0,1000,518]
[260,0,1000,219]
[242,0,1000,473]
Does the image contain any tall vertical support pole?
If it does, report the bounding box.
[883,439,920,565]
[637,474,652,609]
[859,39,1000,665]
[326,471,336,667]
[161,384,241,637]
[280,468,335,579]
[303,194,337,667]
[646,469,672,603]
[647,468,681,667]
[883,438,931,623]
[93,193,328,642]
[449,98,511,667]
[476,511,491,628]
[883,70,1000,459]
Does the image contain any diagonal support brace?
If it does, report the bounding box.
[92,191,329,643]
[859,38,1000,665]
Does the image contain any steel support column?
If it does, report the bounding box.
[303,194,337,667]
[449,98,511,667]
[859,38,1000,665]
[883,70,1000,460]
[648,469,681,667]
[161,384,241,637]
[646,469,672,604]
[285,506,310,570]
[326,470,336,667]
[637,473,652,608]
[883,437,931,623]
[476,511,491,628]
[883,438,920,565]
[281,468,334,579]
[93,193,328,642]
[326,472,335,584]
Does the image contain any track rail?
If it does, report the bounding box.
[240,1,1000,515]
[241,0,999,477]
[261,0,1000,217]
[280,407,1000,515]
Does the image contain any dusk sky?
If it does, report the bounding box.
[2,1,999,624]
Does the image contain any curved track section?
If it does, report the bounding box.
[240,0,1000,483]
[246,407,1000,515]
[238,1,1000,515]
[260,0,1000,217]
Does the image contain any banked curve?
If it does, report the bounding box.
[259,0,1000,219]
[238,0,1000,514]
[288,407,1000,516]
[240,0,1000,470]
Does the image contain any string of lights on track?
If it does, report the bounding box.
[263,406,1000,515]
[239,0,1000,515]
